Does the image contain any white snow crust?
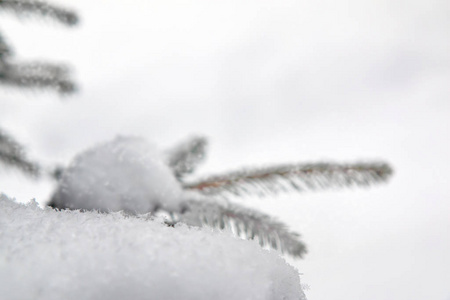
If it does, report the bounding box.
[0,194,305,300]
[51,136,183,214]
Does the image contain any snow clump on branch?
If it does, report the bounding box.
[50,136,184,214]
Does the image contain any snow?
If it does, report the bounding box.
[0,194,305,300]
[50,136,184,214]
[2,0,449,298]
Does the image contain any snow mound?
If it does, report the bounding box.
[51,136,183,214]
[0,195,305,300]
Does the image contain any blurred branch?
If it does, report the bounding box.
[165,136,208,179]
[0,1,78,94]
[0,0,78,26]
[0,32,13,60]
[0,61,75,94]
[0,129,40,176]
[184,162,393,197]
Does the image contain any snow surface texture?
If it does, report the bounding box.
[50,136,184,214]
[0,195,305,300]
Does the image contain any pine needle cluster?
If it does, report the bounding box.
[0,0,77,174]
[0,0,78,93]
[0,129,39,175]
[163,136,393,258]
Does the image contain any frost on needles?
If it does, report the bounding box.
[184,162,392,197]
[48,135,393,259]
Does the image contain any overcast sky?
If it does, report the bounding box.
[1,0,449,299]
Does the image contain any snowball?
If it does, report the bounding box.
[51,136,183,214]
[0,195,306,300]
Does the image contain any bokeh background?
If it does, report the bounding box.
[1,0,449,299]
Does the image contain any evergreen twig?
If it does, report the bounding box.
[0,0,78,26]
[0,61,75,93]
[0,32,12,60]
[165,136,207,179]
[183,162,393,197]
[0,129,40,176]
[181,199,307,258]
[0,1,78,94]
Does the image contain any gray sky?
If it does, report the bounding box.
[1,0,449,299]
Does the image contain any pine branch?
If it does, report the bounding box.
[165,136,208,179]
[0,61,75,94]
[180,199,307,258]
[0,32,13,60]
[0,0,78,26]
[183,162,393,197]
[0,129,40,176]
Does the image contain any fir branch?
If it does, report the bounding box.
[0,61,75,94]
[183,162,393,197]
[180,199,307,258]
[0,32,13,60]
[165,136,207,179]
[0,129,40,176]
[0,0,78,26]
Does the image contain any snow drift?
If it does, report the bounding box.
[0,194,305,300]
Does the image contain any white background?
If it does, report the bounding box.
[1,0,449,299]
